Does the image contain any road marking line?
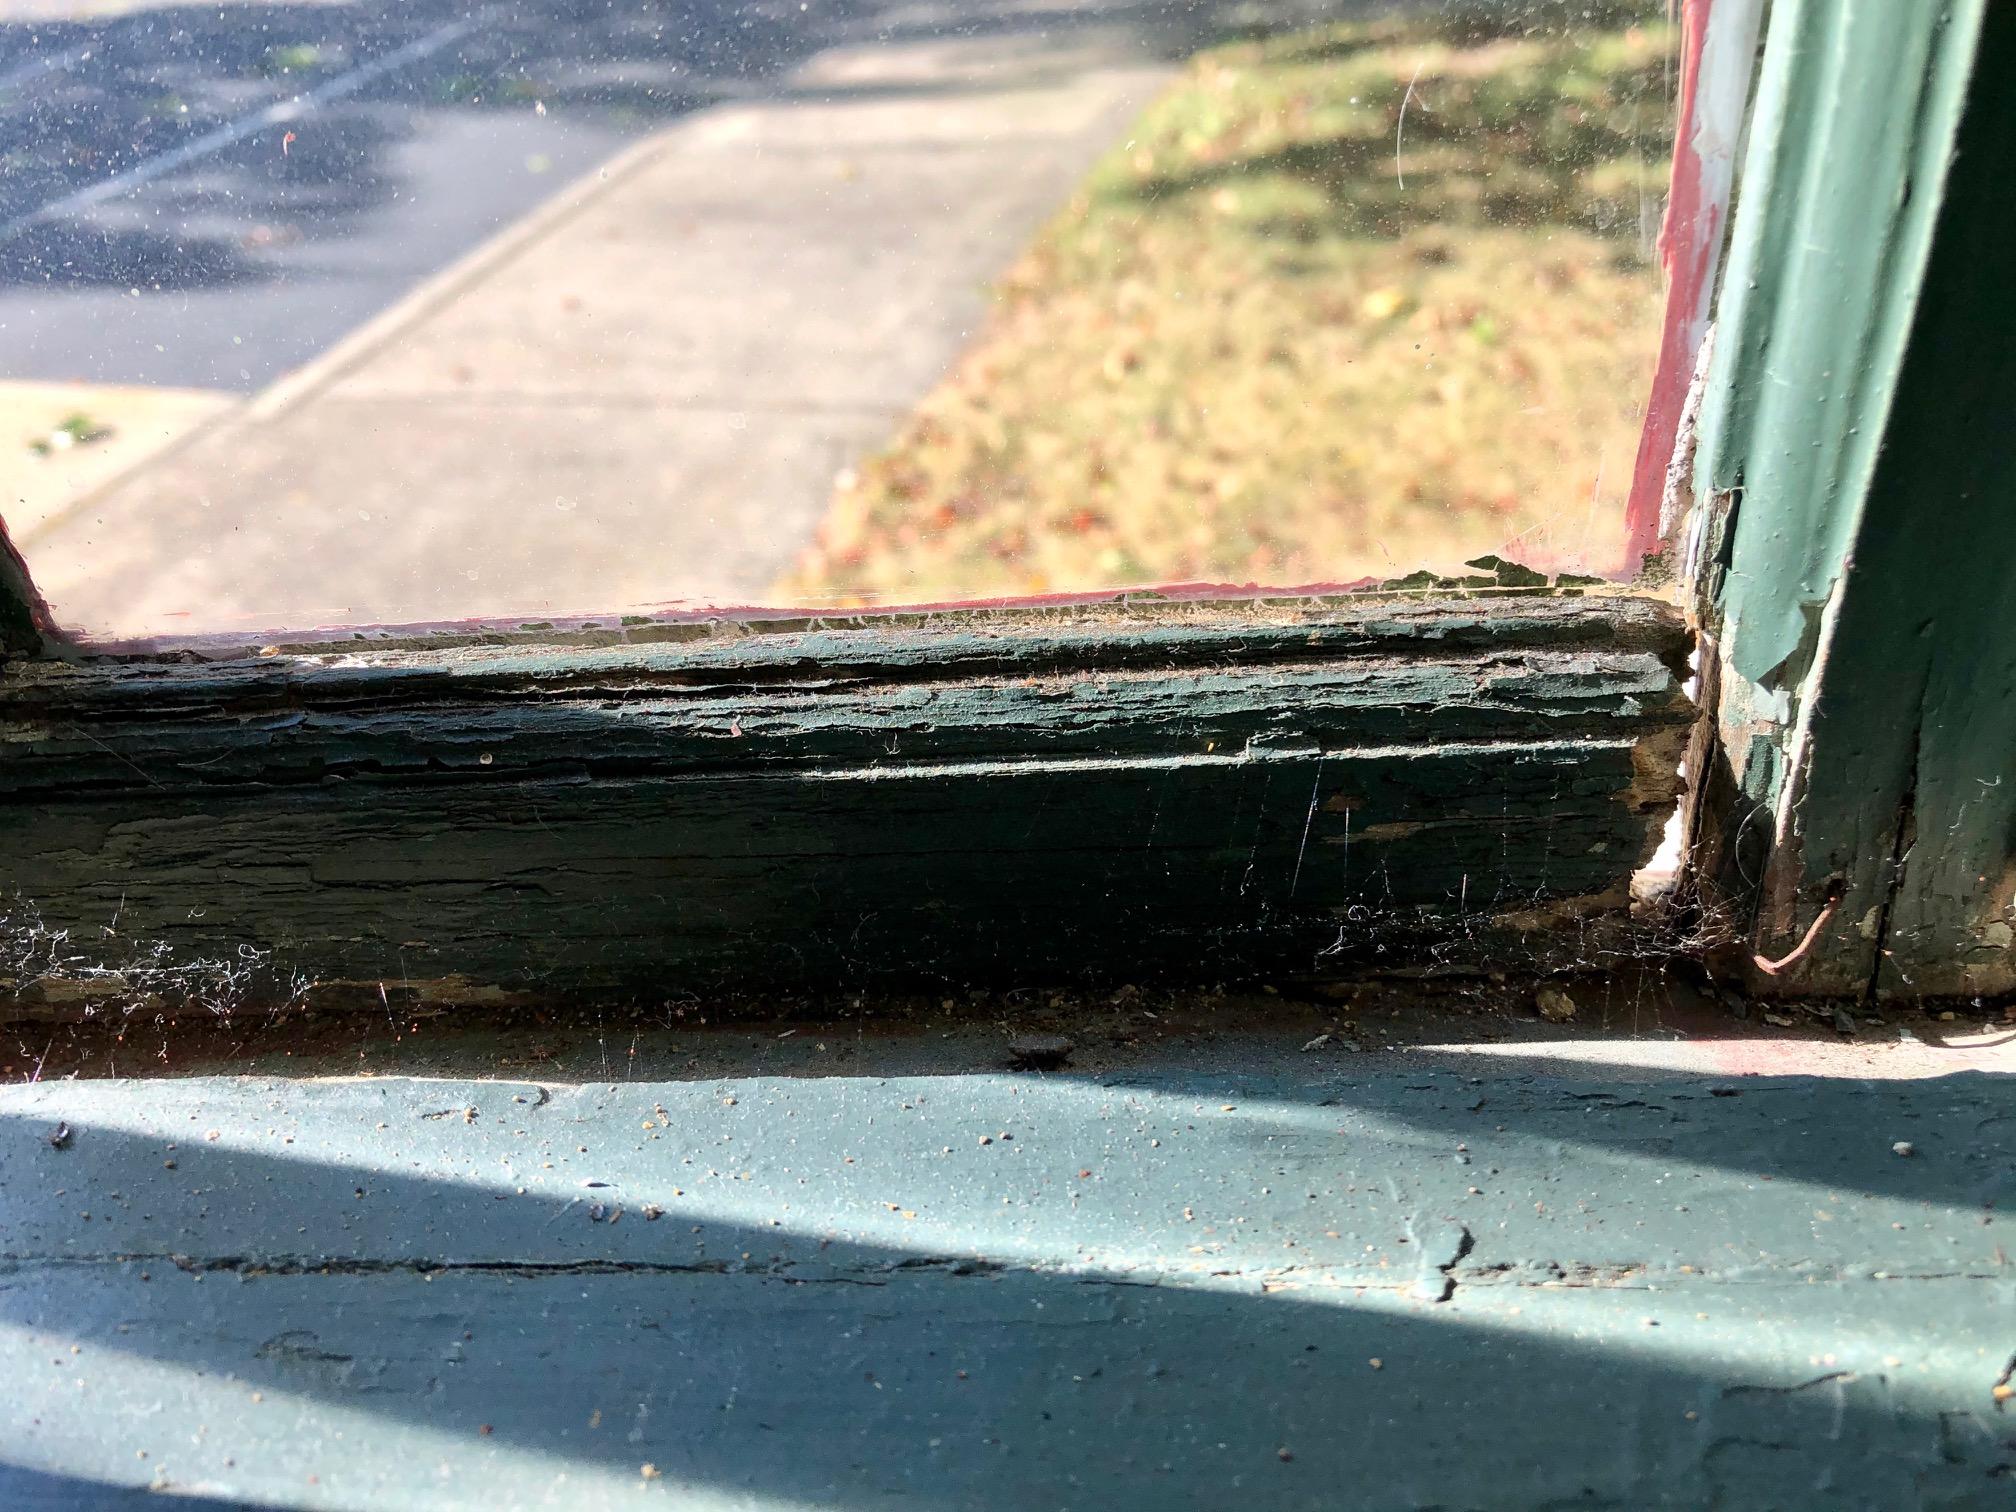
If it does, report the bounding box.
[0,13,488,245]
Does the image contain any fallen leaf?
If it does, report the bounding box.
[1360,286,1407,321]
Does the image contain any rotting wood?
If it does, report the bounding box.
[0,595,1690,1012]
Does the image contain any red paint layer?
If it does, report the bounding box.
[1621,0,1717,577]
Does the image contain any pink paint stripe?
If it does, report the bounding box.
[1621,0,1717,578]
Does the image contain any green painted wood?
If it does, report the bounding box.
[0,647,1681,793]
[1693,0,1984,689]
[15,592,1686,694]
[1690,0,2016,996]
[0,596,1688,1009]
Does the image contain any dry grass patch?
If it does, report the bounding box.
[778,2,1675,606]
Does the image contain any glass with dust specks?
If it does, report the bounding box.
[0,0,1678,642]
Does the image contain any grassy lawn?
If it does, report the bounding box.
[775,2,1675,607]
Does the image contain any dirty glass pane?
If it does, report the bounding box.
[0,0,1676,639]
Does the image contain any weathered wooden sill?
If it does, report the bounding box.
[0,594,1691,1012]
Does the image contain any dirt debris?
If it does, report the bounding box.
[1006,1034,1074,1070]
[1535,986,1577,1023]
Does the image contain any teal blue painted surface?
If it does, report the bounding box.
[2,1062,2010,1508]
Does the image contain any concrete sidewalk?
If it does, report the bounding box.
[20,14,1169,639]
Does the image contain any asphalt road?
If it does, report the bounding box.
[2,0,1332,638]
[0,0,1282,395]
[0,0,898,391]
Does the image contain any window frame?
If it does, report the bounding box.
[1681,0,2016,1000]
[0,589,1690,1009]
[11,0,2002,1009]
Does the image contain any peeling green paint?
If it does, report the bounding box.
[0,597,1689,1009]
[1692,0,2016,997]
[1696,0,1985,690]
